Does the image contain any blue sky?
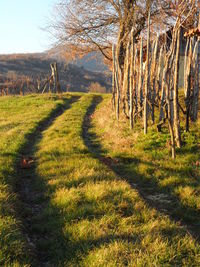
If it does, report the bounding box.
[0,0,58,54]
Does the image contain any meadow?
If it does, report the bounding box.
[0,93,200,266]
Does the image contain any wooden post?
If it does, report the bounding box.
[156,45,163,99]
[129,29,134,129]
[113,48,120,121]
[191,40,199,120]
[144,10,150,134]
[112,44,116,110]
[138,37,143,113]
[184,38,189,93]
[122,40,130,118]
[166,83,176,159]
[164,54,176,159]
[50,63,56,93]
[55,62,62,94]
[173,28,181,147]
[162,33,177,158]
[159,50,167,123]
[50,62,61,94]
[151,34,158,124]
[133,46,138,122]
[192,15,200,121]
[184,38,193,132]
[49,77,53,93]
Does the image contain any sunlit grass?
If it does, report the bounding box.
[92,94,200,225]
[0,94,72,266]
[1,93,200,266]
[31,94,200,266]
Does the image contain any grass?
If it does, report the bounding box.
[0,94,73,266]
[92,94,200,232]
[1,93,200,266]
[18,94,200,266]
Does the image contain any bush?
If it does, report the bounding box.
[88,82,107,93]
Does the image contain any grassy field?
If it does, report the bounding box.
[91,95,200,229]
[0,94,74,266]
[0,93,200,266]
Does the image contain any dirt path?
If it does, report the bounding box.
[14,96,80,266]
[82,95,200,242]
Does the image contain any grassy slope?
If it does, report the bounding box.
[28,94,200,266]
[0,94,72,266]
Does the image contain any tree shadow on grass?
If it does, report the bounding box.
[7,94,154,266]
[7,95,81,266]
[4,94,200,266]
[82,95,200,242]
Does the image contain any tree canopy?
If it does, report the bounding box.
[50,0,199,65]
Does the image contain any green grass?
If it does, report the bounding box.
[19,94,200,265]
[92,95,200,229]
[0,94,73,266]
[1,93,200,266]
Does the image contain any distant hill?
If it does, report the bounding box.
[0,53,111,94]
[73,52,109,73]
[47,45,110,73]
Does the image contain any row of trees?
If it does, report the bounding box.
[51,0,199,66]
[112,12,200,158]
[51,0,200,158]
[0,74,35,96]
[0,63,62,95]
[0,74,52,96]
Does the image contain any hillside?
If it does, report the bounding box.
[74,52,109,73]
[0,53,111,94]
[0,93,200,266]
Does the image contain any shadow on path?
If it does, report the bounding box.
[14,95,80,266]
[82,95,200,242]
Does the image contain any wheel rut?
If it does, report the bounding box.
[14,95,80,266]
[82,95,200,243]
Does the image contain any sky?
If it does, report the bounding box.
[0,0,58,54]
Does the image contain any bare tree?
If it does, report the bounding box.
[50,1,199,70]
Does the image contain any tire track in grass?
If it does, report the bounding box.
[80,95,200,266]
[20,94,200,266]
[14,95,80,266]
[0,94,73,266]
[86,96,200,242]
[27,94,101,266]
